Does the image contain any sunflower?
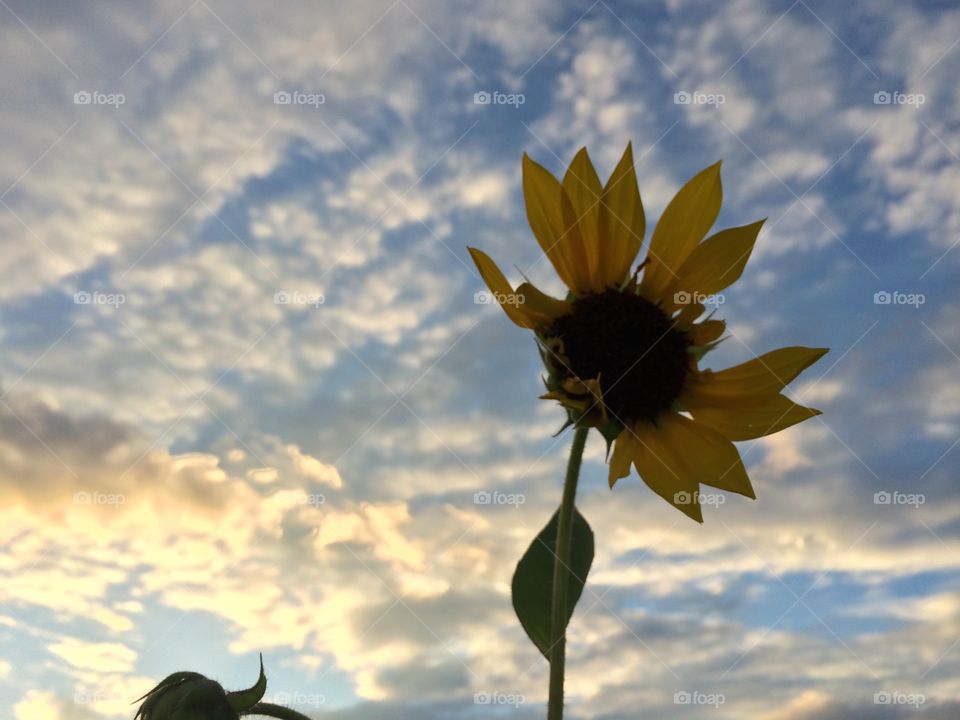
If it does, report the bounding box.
[469,144,827,522]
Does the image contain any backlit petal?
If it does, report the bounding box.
[629,417,703,523]
[523,154,590,294]
[562,148,603,290]
[515,282,571,324]
[669,219,764,299]
[685,390,822,441]
[607,429,635,487]
[598,143,645,289]
[665,414,755,499]
[687,318,726,346]
[641,162,722,300]
[467,247,537,329]
[693,347,829,397]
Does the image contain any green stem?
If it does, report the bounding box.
[242,702,315,720]
[547,425,589,720]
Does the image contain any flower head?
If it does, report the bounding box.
[469,144,827,522]
[134,655,266,720]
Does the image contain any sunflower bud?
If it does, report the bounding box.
[134,655,266,720]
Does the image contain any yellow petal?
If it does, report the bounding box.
[669,219,764,299]
[629,417,703,523]
[522,154,590,294]
[674,301,706,330]
[467,247,536,329]
[641,162,722,300]
[641,412,754,500]
[607,429,635,487]
[687,318,726,346]
[685,391,822,441]
[515,282,571,324]
[693,347,829,397]
[582,376,608,424]
[562,148,603,290]
[598,142,645,290]
[669,415,755,499]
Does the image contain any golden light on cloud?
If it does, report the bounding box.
[288,444,344,488]
[14,691,61,720]
[48,638,137,674]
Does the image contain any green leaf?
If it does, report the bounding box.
[511,507,594,657]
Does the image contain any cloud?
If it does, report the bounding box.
[48,638,137,674]
[2,1,960,718]
[14,691,63,720]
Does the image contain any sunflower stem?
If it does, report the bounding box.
[241,702,314,720]
[547,424,589,720]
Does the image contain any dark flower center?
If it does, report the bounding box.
[549,289,690,423]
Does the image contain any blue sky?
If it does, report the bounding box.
[1,1,959,718]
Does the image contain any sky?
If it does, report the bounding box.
[0,0,958,718]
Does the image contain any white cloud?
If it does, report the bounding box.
[535,22,650,165]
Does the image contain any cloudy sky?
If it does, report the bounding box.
[1,0,959,718]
